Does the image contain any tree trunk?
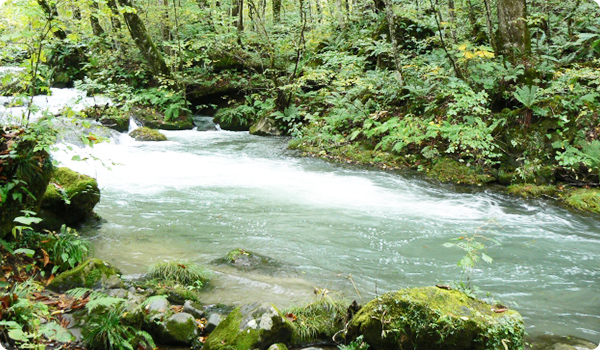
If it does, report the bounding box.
[238,0,244,31]
[497,0,531,59]
[117,0,171,76]
[383,0,403,85]
[90,0,105,36]
[448,0,456,41]
[107,0,123,30]
[273,0,281,22]
[483,0,495,52]
[315,0,322,22]
[36,0,67,40]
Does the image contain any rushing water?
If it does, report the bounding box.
[50,128,600,342]
[3,82,599,343]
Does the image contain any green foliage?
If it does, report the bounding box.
[443,221,499,292]
[339,335,370,350]
[147,260,212,288]
[82,301,155,350]
[130,88,191,122]
[285,290,348,344]
[49,226,90,273]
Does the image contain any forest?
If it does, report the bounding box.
[0,0,600,348]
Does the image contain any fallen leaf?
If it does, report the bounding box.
[41,249,50,267]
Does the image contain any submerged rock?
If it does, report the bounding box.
[213,248,282,272]
[346,286,524,350]
[129,127,167,141]
[38,167,100,231]
[250,117,283,137]
[48,258,122,292]
[203,302,293,350]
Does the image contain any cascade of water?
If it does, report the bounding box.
[128,116,140,132]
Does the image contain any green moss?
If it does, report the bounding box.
[563,189,600,213]
[40,167,100,229]
[507,184,557,198]
[204,304,293,350]
[268,344,288,350]
[164,314,197,344]
[48,258,121,292]
[429,159,495,185]
[129,127,168,141]
[347,286,524,350]
[204,308,260,350]
[131,106,193,130]
[214,248,281,272]
[286,296,348,345]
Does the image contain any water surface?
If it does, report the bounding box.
[52,129,600,342]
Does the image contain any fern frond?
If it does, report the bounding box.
[86,297,125,313]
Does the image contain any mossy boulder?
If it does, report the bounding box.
[39,167,100,230]
[346,286,524,350]
[250,117,283,137]
[507,184,558,198]
[203,302,293,350]
[81,105,130,132]
[130,105,194,130]
[159,313,198,346]
[563,188,600,213]
[213,248,281,272]
[48,258,122,292]
[129,127,167,141]
[429,159,495,185]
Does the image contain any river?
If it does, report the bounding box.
[52,127,600,343]
[2,83,599,343]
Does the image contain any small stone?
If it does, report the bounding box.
[183,300,205,319]
[146,298,170,314]
[205,313,222,333]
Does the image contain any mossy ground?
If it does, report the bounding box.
[48,258,121,292]
[129,127,168,141]
[562,188,600,213]
[347,286,524,350]
[507,184,558,198]
[285,295,348,346]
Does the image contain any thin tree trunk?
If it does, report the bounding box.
[483,0,495,53]
[315,0,322,23]
[90,0,105,36]
[383,0,403,85]
[36,0,67,40]
[429,0,462,78]
[238,0,244,31]
[273,0,281,22]
[117,0,171,75]
[107,0,123,30]
[336,0,345,27]
[448,0,456,41]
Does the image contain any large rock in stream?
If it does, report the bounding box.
[346,286,524,350]
[38,167,100,231]
[203,302,293,350]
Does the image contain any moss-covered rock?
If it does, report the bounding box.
[213,248,282,272]
[130,106,193,130]
[48,258,122,292]
[267,344,289,350]
[346,286,524,350]
[160,313,198,345]
[562,189,600,213]
[429,159,495,185]
[203,302,293,350]
[39,167,100,230]
[129,127,167,141]
[507,184,558,198]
